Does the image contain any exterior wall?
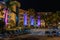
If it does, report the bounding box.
[19,9,25,27]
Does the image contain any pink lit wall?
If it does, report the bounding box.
[4,8,8,26]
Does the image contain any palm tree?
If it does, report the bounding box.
[9,0,21,26]
[9,0,21,12]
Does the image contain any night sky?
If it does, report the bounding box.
[0,0,60,12]
[18,0,60,12]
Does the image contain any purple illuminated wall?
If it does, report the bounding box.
[24,13,27,26]
[30,16,34,26]
[37,16,41,26]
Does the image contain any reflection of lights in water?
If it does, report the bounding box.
[30,16,34,26]
[24,13,27,26]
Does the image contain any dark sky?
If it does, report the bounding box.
[0,0,60,12]
[18,0,60,12]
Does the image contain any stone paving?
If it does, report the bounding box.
[0,34,60,40]
[0,29,60,40]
